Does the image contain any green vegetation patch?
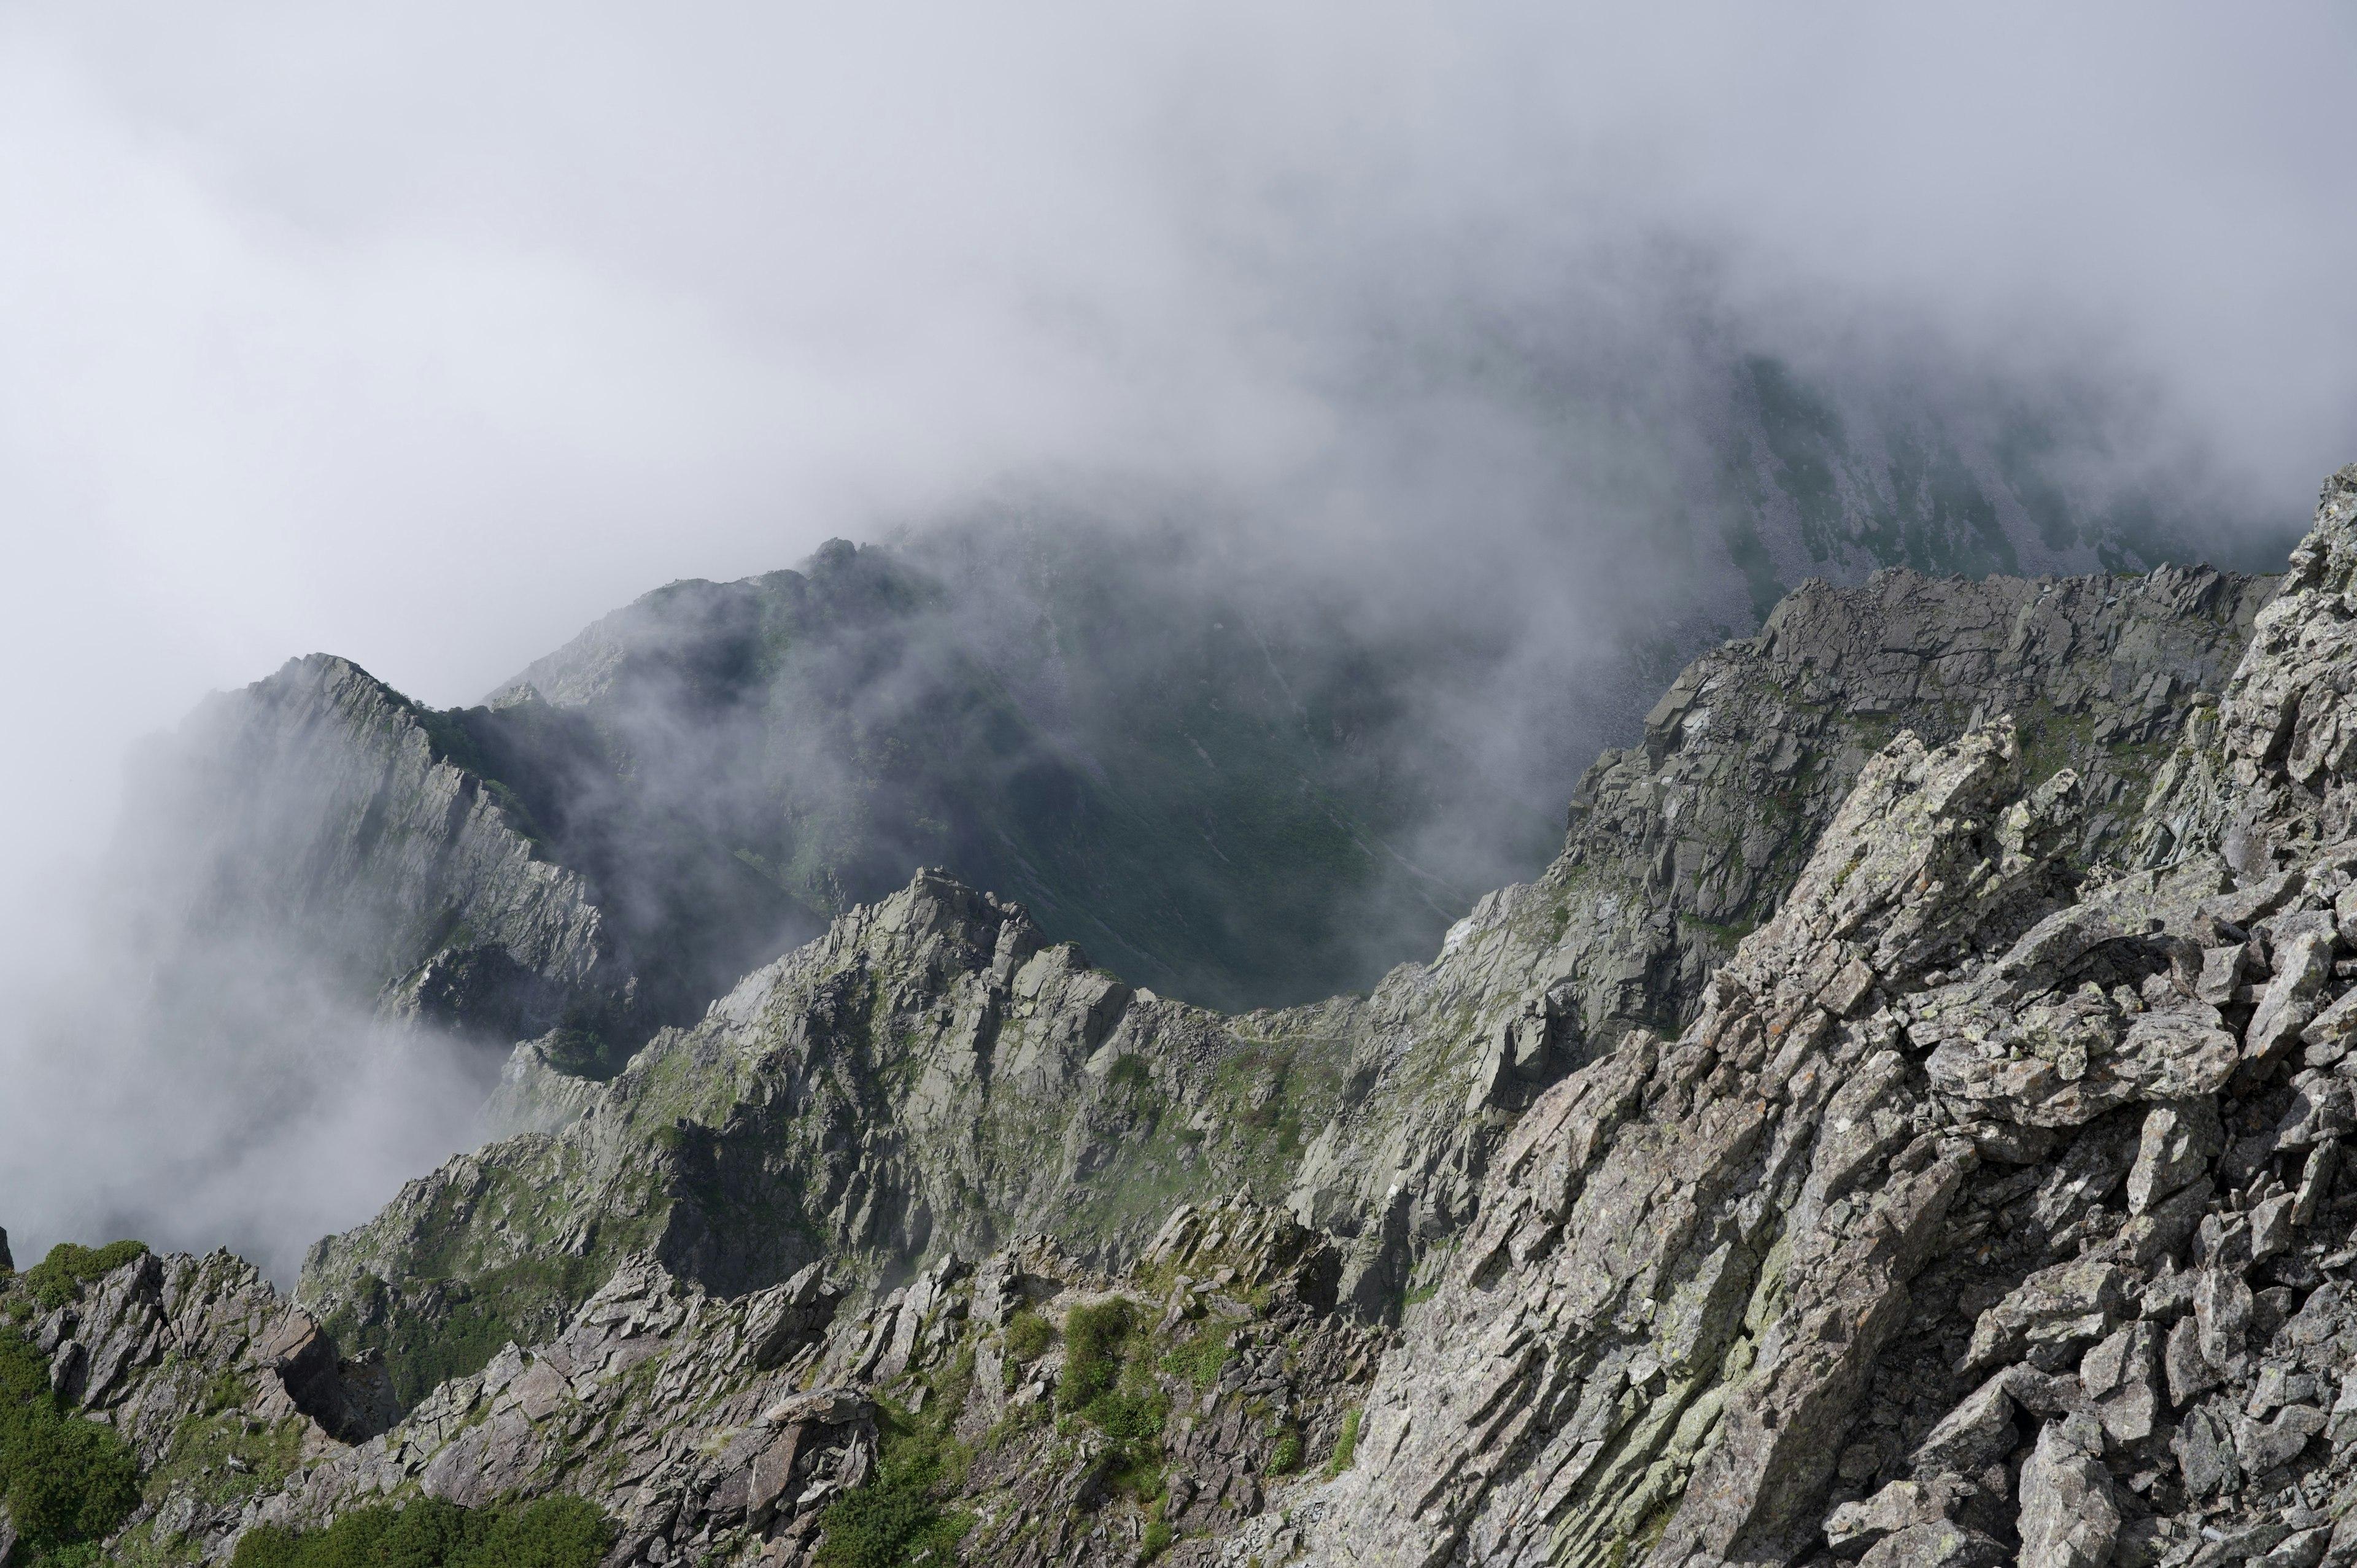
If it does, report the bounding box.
[1325,1407,1363,1477]
[1056,1299,1171,1485]
[813,1395,973,1568]
[23,1241,149,1312]
[145,1410,307,1514]
[0,1327,142,1563]
[230,1495,611,1568]
[324,1252,611,1410]
[1157,1322,1233,1394]
[1004,1310,1053,1365]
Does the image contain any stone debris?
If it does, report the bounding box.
[107,1196,1371,1568]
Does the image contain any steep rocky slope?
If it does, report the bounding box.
[1298,464,2357,1566]
[15,473,2334,1568]
[286,557,2264,1425]
[294,867,1552,1405]
[120,654,625,1046]
[121,649,811,1064]
[0,1243,401,1562]
[1550,563,2269,1048]
[226,1200,1381,1568]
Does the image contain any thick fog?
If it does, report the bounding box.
[2,2,2353,1277]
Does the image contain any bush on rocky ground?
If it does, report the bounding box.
[813,1396,972,1568]
[230,1494,610,1568]
[0,1326,141,1563]
[22,1242,146,1313]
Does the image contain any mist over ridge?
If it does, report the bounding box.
[1,2,2351,1284]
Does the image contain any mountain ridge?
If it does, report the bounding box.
[7,466,2340,1568]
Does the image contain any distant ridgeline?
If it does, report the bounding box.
[17,466,2350,1568]
[115,355,2286,1083]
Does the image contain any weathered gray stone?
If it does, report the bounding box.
[2173,1402,2240,1498]
[1824,1478,1960,1551]
[2081,1322,2162,1444]
[2249,928,2337,1065]
[2017,1423,2121,1568]
[1856,1521,2008,1568]
[2194,1264,2256,1370]
[2127,1097,2224,1213]
[1962,1257,2126,1373]
[2166,1313,2227,1407]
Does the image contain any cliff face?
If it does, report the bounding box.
[479,505,2267,1025]
[123,654,617,1045]
[1301,465,2357,1567]
[122,649,816,1071]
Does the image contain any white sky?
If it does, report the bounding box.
[4,6,2353,813]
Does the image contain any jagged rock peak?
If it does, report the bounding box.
[2218,464,2357,833]
[1558,557,2267,1046]
[1302,718,2086,1568]
[129,649,616,1041]
[1298,466,2357,1568]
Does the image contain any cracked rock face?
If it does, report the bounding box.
[1298,465,2357,1568]
[0,1246,398,1561]
[1553,561,2269,1051]
[1302,720,2069,1568]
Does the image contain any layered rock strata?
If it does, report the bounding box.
[1298,465,2357,1567]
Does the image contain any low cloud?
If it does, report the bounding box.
[1,1,2350,1272]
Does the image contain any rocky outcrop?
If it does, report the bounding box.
[2140,466,2357,875]
[1299,719,2069,1566]
[298,555,2268,1411]
[289,555,2272,1421]
[1555,562,2270,1048]
[204,1196,1373,1568]
[1295,464,2357,1568]
[0,1245,395,1562]
[300,868,1570,1399]
[49,473,2337,1566]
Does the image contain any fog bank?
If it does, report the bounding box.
[2,1,2351,1272]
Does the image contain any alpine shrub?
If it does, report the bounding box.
[23,1242,148,1312]
[230,1494,611,1568]
[0,1327,142,1561]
